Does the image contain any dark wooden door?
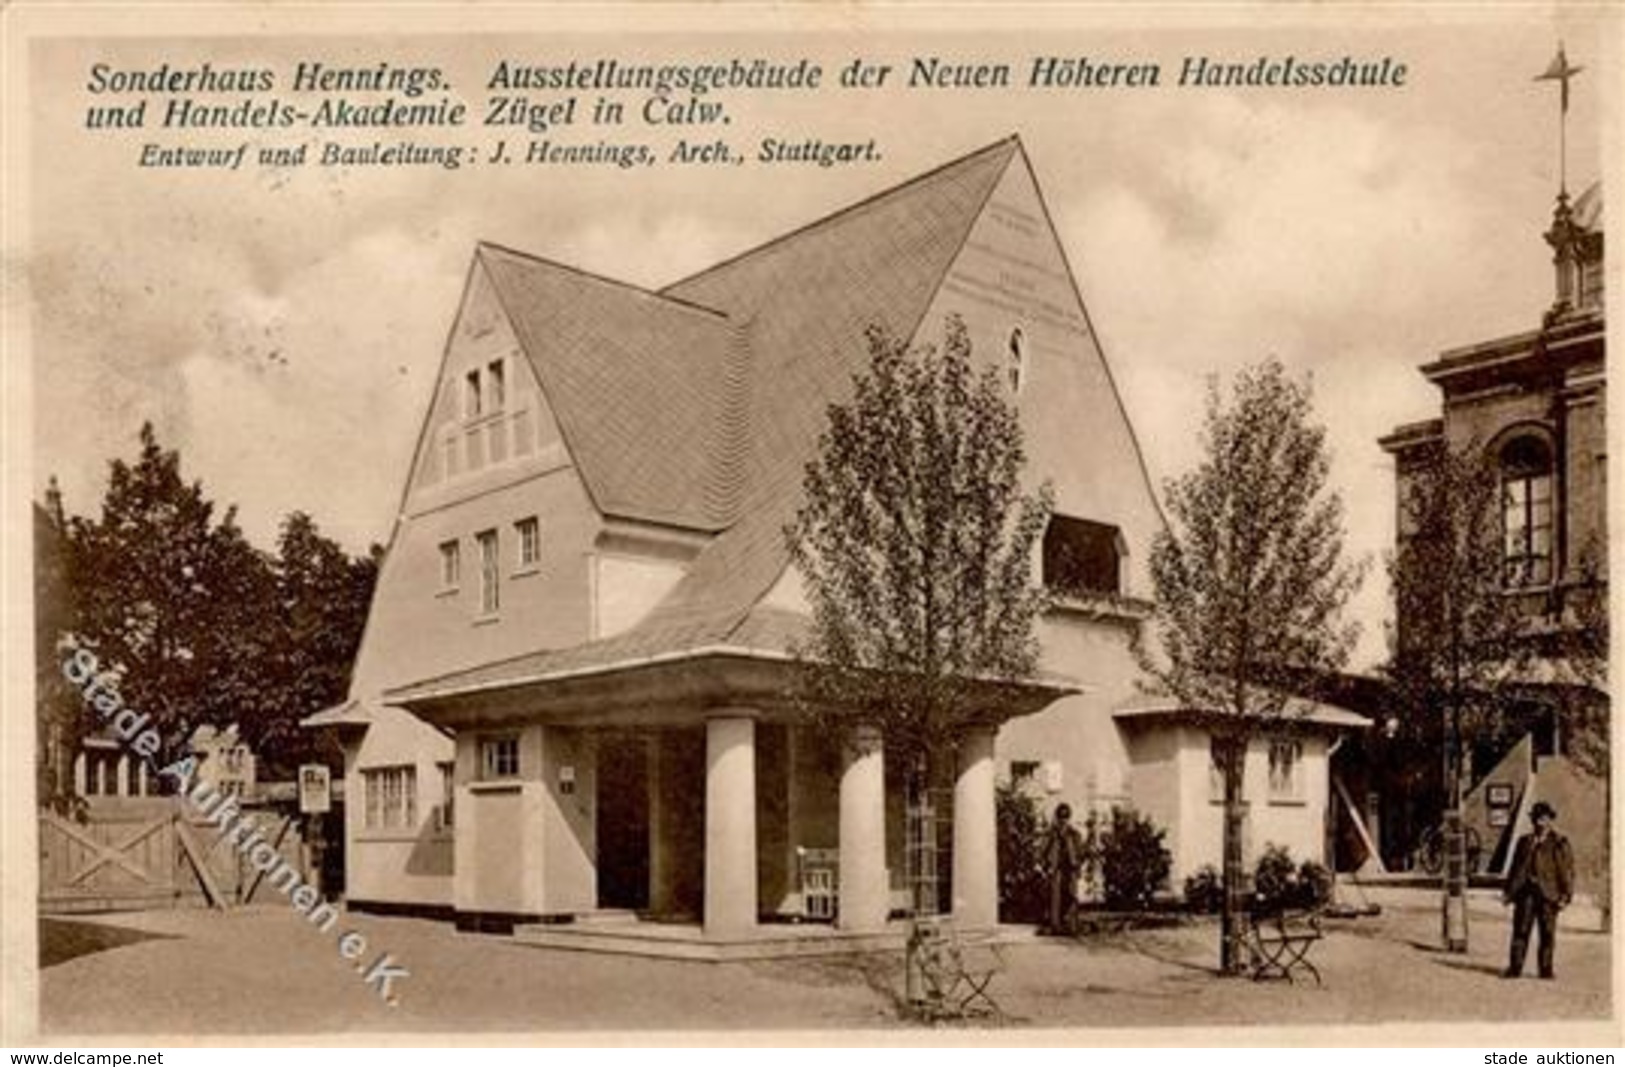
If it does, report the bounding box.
[596,736,650,911]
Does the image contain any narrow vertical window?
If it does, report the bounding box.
[1268,739,1303,802]
[465,369,483,419]
[477,529,500,615]
[516,517,540,569]
[487,359,506,412]
[438,540,460,591]
[437,761,456,830]
[1008,327,1026,395]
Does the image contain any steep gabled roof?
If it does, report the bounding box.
[479,244,748,530]
[388,137,1023,705]
[640,136,1022,638]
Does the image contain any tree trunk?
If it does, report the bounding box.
[904,753,933,1012]
[1219,735,1249,975]
[1600,770,1612,933]
[1440,708,1469,952]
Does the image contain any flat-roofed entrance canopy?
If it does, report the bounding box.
[386,646,1081,731]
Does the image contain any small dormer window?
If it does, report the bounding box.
[1007,327,1026,395]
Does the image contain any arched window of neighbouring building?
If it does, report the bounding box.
[1500,435,1554,588]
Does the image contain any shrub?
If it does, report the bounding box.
[1297,860,1335,909]
[995,780,1049,923]
[1253,844,1297,911]
[1252,845,1335,912]
[1097,807,1172,910]
[1183,864,1224,914]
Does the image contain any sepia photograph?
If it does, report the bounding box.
[1,2,1619,1048]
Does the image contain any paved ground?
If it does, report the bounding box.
[37,889,1613,1035]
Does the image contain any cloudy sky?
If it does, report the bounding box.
[22,10,1616,667]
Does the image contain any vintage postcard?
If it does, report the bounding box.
[2,2,1621,1048]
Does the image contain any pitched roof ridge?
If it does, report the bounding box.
[659,135,1021,295]
[477,240,730,321]
[700,322,755,524]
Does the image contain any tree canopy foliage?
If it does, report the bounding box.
[37,423,378,801]
[1141,359,1364,725]
[1385,443,1536,757]
[785,314,1052,770]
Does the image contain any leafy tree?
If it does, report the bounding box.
[64,423,276,761]
[1139,359,1364,973]
[254,512,380,777]
[1386,442,1536,949]
[52,424,379,784]
[785,312,1052,947]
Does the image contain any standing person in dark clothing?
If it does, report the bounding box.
[1043,803,1085,936]
[1503,801,1575,979]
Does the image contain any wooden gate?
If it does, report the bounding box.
[39,797,306,914]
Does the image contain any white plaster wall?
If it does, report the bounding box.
[1161,729,1333,886]
[344,704,454,906]
[593,554,687,639]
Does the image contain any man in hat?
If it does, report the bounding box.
[1042,803,1086,935]
[1503,801,1575,979]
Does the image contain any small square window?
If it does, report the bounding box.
[439,540,460,590]
[516,517,540,569]
[481,736,519,779]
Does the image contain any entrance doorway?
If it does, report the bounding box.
[597,735,650,910]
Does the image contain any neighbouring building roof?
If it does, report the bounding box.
[301,699,373,729]
[387,137,1027,706]
[1113,700,1372,732]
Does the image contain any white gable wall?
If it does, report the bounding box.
[340,257,617,911]
[910,152,1166,843]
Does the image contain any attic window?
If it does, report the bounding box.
[1008,327,1026,395]
[486,359,506,412]
[465,369,483,419]
[1043,516,1122,598]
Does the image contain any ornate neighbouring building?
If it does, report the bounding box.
[1372,181,1607,892]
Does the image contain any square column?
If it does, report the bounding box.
[952,726,998,929]
[704,713,758,937]
[838,726,889,932]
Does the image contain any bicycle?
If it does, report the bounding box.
[1417,823,1484,875]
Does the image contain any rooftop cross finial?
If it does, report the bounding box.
[1534,42,1584,195]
